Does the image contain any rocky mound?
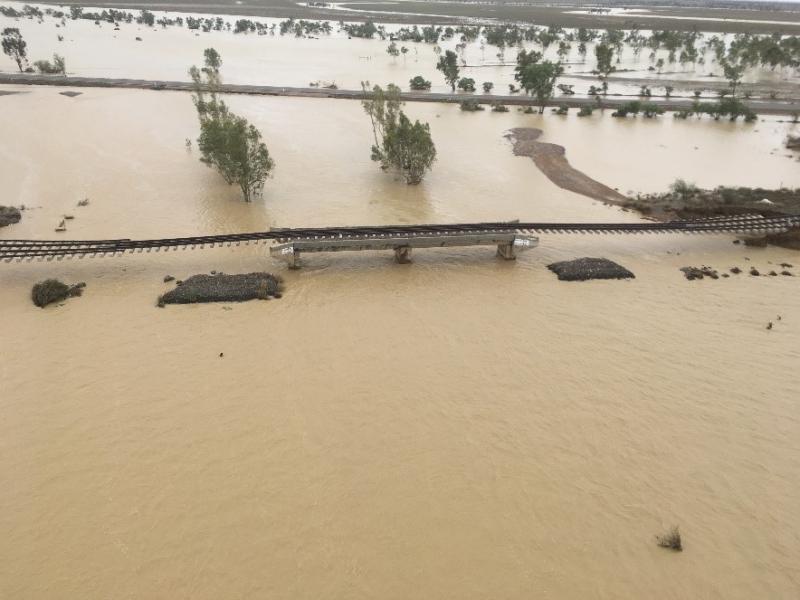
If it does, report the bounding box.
[159,272,282,305]
[680,266,719,280]
[0,205,21,227]
[547,258,635,281]
[31,279,85,308]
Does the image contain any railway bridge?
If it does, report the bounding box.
[1,215,798,266]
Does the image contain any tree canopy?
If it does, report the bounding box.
[2,28,27,72]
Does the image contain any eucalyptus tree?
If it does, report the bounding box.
[436,49,460,91]
[361,82,436,184]
[1,28,27,72]
[517,60,563,113]
[189,49,275,202]
[594,43,615,94]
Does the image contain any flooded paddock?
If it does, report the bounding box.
[2,2,799,98]
[1,57,800,600]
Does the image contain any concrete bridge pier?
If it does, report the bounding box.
[497,236,536,260]
[496,242,516,260]
[394,246,412,264]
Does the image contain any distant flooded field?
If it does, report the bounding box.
[1,84,800,599]
[2,1,800,99]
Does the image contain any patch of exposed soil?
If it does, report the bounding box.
[506,128,627,205]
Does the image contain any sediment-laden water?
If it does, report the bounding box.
[1,78,799,599]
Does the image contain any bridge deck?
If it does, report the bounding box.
[270,232,539,267]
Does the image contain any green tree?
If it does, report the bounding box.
[409,75,431,90]
[594,43,615,94]
[2,28,27,72]
[204,47,221,70]
[386,41,399,61]
[361,83,436,184]
[457,77,476,92]
[139,10,155,26]
[436,49,459,91]
[34,53,66,74]
[189,49,275,202]
[722,61,745,97]
[482,81,494,93]
[517,60,563,113]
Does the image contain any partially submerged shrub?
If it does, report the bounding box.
[459,99,484,112]
[457,77,476,92]
[554,104,569,115]
[31,279,85,308]
[491,103,508,112]
[409,75,431,90]
[656,526,682,551]
[577,105,593,117]
[33,53,66,74]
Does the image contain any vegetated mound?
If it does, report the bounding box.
[0,205,21,227]
[547,258,635,281]
[626,185,800,220]
[159,272,282,305]
[624,185,800,249]
[31,279,85,308]
[505,128,627,205]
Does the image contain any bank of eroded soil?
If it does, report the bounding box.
[506,127,627,206]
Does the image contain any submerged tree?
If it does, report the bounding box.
[2,28,27,72]
[34,53,66,74]
[361,82,436,184]
[189,49,275,201]
[436,49,460,92]
[594,43,615,94]
[386,41,399,61]
[722,60,745,97]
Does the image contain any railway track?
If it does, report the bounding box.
[1,214,797,262]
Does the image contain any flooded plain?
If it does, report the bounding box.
[2,11,800,600]
[2,2,799,97]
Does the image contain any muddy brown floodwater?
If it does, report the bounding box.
[1,87,800,600]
